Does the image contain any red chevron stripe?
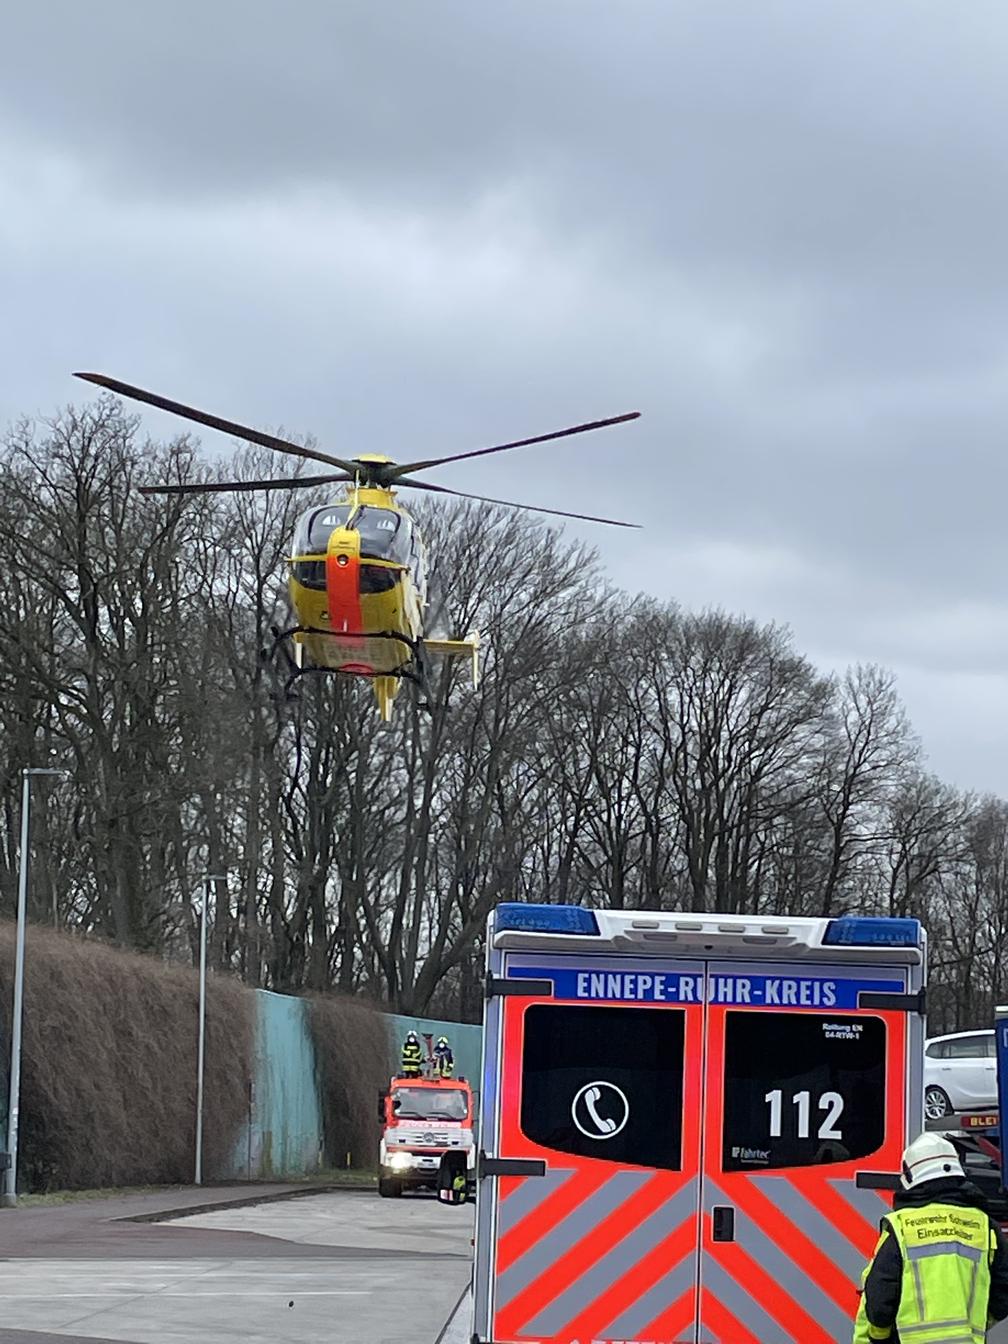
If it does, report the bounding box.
[556,1215,696,1343]
[727,1175,860,1316]
[799,1175,889,1258]
[706,1237,831,1344]
[700,1288,764,1344]
[496,1167,609,1273]
[637,1285,697,1343]
[495,1170,671,1338]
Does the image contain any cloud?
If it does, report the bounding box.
[3,0,1008,787]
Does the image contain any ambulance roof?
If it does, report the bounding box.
[489,905,924,965]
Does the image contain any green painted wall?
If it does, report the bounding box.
[233,990,325,1178]
[226,994,481,1178]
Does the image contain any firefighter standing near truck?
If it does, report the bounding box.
[854,1132,1008,1343]
[433,1035,454,1078]
[400,1031,423,1078]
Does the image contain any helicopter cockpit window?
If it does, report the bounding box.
[356,508,412,565]
[292,506,352,556]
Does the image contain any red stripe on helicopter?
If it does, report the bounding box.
[325,548,362,633]
[325,547,373,674]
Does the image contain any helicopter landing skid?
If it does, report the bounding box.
[264,625,434,713]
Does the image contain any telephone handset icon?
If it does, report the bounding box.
[584,1086,617,1134]
[571,1080,630,1140]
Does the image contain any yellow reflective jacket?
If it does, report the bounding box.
[854,1198,1000,1344]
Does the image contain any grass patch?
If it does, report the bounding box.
[15,1184,183,1207]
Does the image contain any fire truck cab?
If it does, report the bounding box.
[378,1072,476,1198]
[469,903,926,1344]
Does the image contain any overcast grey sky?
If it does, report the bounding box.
[3,2,1007,791]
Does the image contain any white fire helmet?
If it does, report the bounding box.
[900,1132,965,1190]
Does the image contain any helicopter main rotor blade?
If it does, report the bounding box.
[388,411,641,480]
[395,477,640,528]
[74,373,359,474]
[137,473,353,497]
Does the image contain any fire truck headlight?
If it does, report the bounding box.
[389,1153,412,1171]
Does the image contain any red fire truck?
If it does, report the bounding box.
[377,1070,476,1198]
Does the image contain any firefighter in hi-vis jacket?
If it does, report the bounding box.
[854,1132,1008,1343]
[400,1031,423,1078]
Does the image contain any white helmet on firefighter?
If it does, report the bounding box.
[900,1132,965,1190]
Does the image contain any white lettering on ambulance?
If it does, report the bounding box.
[766,978,839,1007]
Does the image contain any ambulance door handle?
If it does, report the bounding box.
[712,1206,735,1242]
[478,1154,547,1179]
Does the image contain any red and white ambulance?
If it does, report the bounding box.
[469,903,926,1344]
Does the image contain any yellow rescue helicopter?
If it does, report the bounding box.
[73,373,640,720]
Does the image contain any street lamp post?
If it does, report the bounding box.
[2,767,67,1209]
[195,874,226,1187]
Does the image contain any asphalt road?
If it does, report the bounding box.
[0,1187,472,1344]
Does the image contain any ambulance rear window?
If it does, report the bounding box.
[722,1012,886,1172]
[520,1004,684,1170]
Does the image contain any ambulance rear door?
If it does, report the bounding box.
[476,951,707,1344]
[698,959,915,1344]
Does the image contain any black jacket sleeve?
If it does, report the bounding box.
[863,1226,903,1334]
[987,1219,1008,1323]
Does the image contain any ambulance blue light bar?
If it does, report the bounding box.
[495,903,600,935]
[823,916,922,947]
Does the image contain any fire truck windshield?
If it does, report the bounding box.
[393,1088,468,1121]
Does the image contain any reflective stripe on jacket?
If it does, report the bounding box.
[855,1201,996,1344]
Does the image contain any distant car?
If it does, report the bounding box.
[924,1030,997,1119]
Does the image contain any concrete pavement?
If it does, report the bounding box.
[0,1184,357,1260]
[0,1189,472,1344]
[21,1183,1007,1343]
